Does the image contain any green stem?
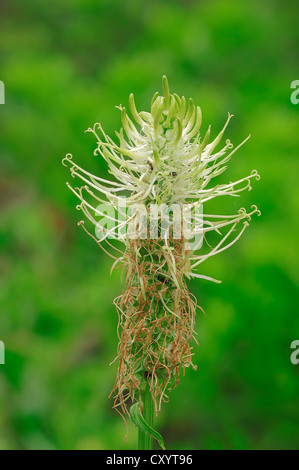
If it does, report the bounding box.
[138,381,154,450]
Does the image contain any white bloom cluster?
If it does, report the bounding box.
[63,76,260,283]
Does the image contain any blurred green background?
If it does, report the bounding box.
[0,0,298,450]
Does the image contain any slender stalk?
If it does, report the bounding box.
[138,381,154,450]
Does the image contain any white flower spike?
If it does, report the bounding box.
[63,76,260,434]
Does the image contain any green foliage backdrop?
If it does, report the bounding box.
[0,0,298,450]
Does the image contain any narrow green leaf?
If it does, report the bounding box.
[130,402,166,450]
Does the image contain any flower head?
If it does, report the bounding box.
[63,76,260,428]
[63,75,260,282]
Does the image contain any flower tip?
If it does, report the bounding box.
[251,205,261,216]
[62,153,73,167]
[251,169,261,181]
[162,75,170,103]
